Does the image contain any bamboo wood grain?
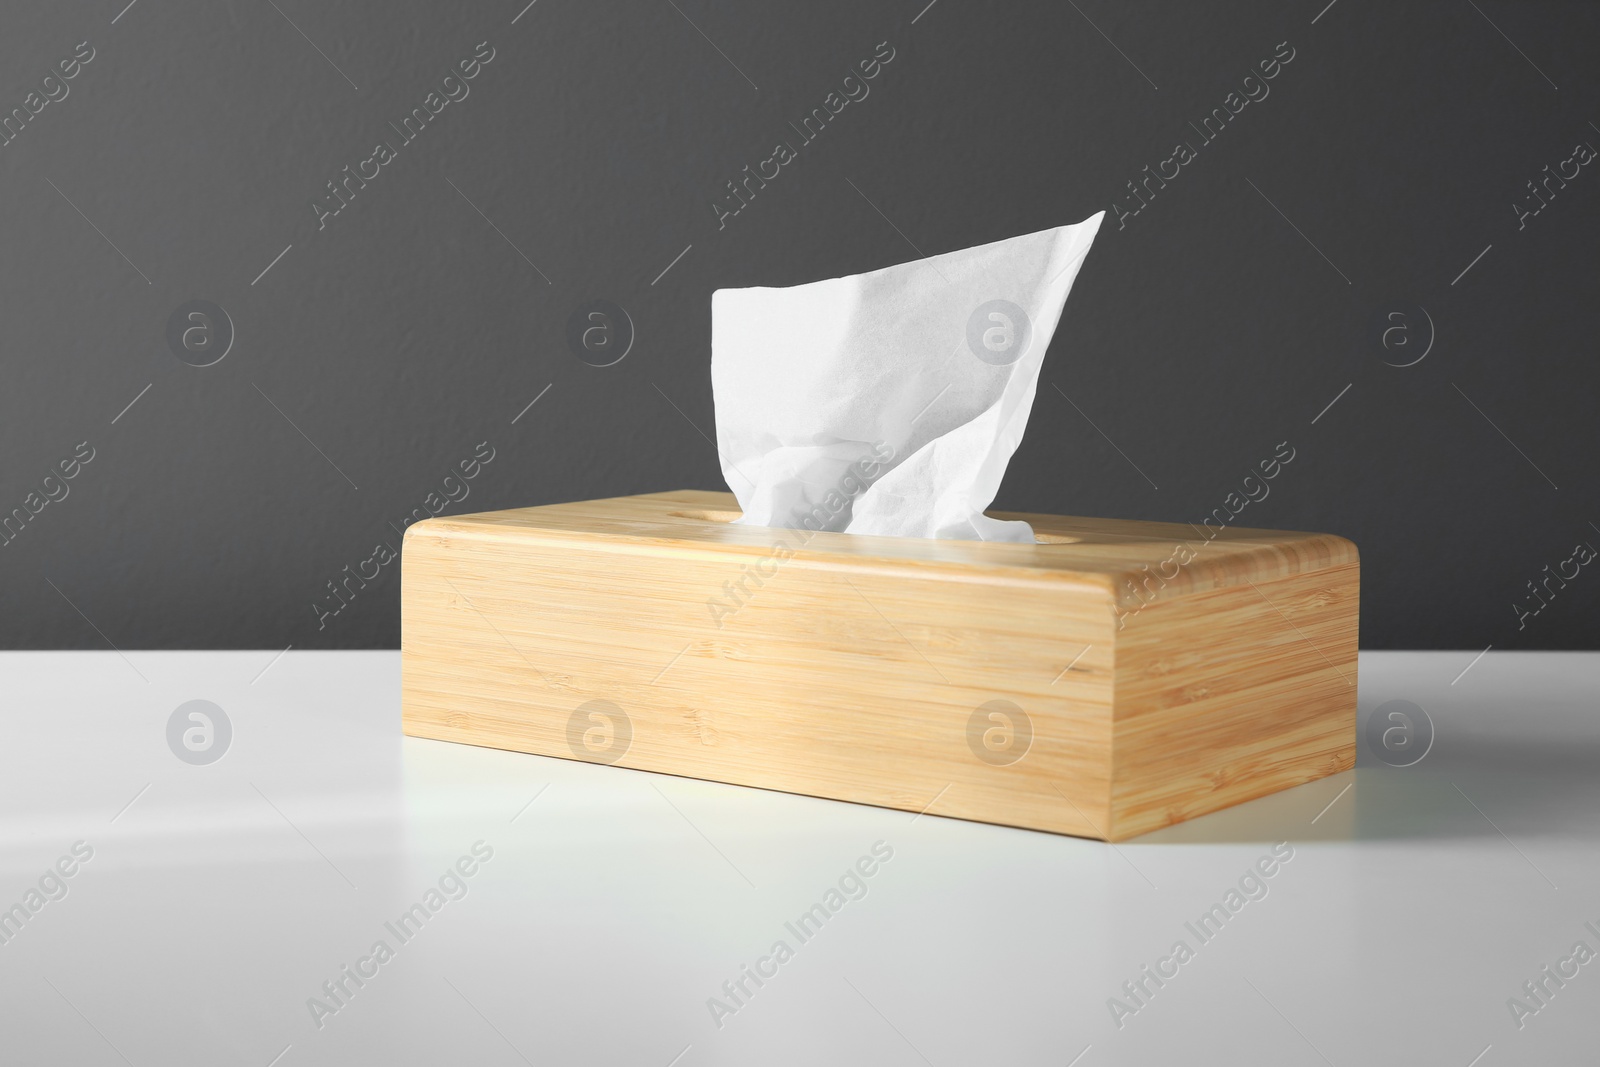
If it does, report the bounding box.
[401,490,1358,840]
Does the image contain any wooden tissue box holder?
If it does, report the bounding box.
[401,490,1358,840]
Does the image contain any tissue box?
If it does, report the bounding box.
[401,490,1358,840]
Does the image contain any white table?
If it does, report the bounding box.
[1,650,1595,1065]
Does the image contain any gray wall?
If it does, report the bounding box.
[3,0,1597,650]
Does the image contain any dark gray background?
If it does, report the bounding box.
[2,0,1595,650]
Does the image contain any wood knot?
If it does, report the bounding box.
[688,709,719,746]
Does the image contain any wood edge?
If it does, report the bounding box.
[423,490,1364,552]
[399,512,1120,598]
[1102,744,1357,841]
[398,717,1116,841]
[1099,531,1360,613]
[401,500,1358,603]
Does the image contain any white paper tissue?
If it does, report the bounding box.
[711,213,1104,541]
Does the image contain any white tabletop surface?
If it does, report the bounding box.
[1,650,1596,1066]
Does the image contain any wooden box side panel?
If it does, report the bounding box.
[1108,561,1359,840]
[401,524,1119,838]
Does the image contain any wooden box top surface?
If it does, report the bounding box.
[410,491,1356,601]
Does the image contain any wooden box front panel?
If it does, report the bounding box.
[402,518,1119,838]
